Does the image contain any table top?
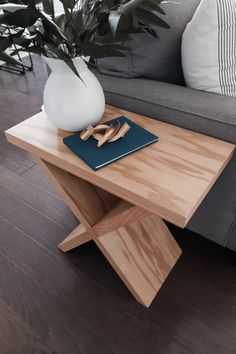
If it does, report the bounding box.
[5,105,235,228]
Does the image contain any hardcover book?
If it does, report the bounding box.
[63,116,158,170]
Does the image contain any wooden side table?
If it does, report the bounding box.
[5,105,235,307]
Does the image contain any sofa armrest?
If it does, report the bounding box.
[94,70,236,144]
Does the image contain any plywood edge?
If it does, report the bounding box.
[58,224,92,252]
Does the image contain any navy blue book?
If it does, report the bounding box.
[63,116,158,171]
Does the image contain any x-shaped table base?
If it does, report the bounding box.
[35,157,182,307]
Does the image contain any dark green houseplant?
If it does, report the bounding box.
[0,0,169,77]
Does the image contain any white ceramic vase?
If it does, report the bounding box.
[43,57,105,132]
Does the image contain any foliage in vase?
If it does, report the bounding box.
[0,0,170,78]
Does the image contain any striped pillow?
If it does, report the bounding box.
[182,0,236,97]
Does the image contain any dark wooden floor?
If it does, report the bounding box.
[0,56,236,354]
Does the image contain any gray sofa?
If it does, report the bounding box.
[93,0,236,250]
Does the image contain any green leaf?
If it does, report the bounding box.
[97,26,144,44]
[39,10,69,41]
[0,0,171,75]
[0,3,27,13]
[0,35,12,53]
[148,0,166,14]
[119,0,144,16]
[108,11,123,36]
[56,15,75,43]
[59,0,76,11]
[108,0,166,36]
[42,0,55,19]
[0,7,40,28]
[90,0,105,14]
[70,9,83,34]
[135,8,170,28]
[55,13,67,34]
[45,43,81,78]
[140,1,166,15]
[81,41,126,58]
[0,51,22,65]
[81,19,102,42]
[139,21,159,37]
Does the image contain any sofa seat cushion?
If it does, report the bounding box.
[94,70,236,144]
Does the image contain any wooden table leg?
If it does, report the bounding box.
[34,156,182,307]
[58,224,92,252]
[94,213,181,307]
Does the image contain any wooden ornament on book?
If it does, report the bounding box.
[80,120,131,147]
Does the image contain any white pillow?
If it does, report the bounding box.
[182,0,236,97]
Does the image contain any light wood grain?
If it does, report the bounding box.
[95,213,182,307]
[35,157,118,229]
[58,224,92,252]
[5,105,235,227]
[93,199,149,236]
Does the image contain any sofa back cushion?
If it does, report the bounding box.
[96,0,200,85]
[182,0,236,97]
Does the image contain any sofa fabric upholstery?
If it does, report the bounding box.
[188,153,236,248]
[96,0,200,85]
[226,216,236,250]
[93,69,236,250]
[93,70,236,144]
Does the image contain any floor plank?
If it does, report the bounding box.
[0,217,117,354]
[0,216,192,354]
[0,183,131,298]
[1,217,236,354]
[21,163,60,195]
[0,299,56,354]
[0,132,34,175]
[0,165,78,231]
[0,56,48,132]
